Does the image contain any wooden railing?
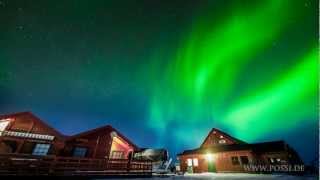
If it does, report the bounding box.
[0,153,152,176]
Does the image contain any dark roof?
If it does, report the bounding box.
[66,125,113,140]
[0,112,139,149]
[0,111,65,139]
[67,125,139,150]
[200,128,247,147]
[178,140,286,156]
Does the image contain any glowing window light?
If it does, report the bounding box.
[193,158,198,167]
[0,119,10,136]
[109,134,133,159]
[187,158,192,166]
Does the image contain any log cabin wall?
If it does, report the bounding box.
[215,150,253,172]
[63,131,113,158]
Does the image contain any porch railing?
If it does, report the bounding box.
[0,153,152,176]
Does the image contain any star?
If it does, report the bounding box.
[17,25,24,30]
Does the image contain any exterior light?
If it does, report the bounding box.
[205,153,215,162]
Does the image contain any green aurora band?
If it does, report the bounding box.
[146,0,318,147]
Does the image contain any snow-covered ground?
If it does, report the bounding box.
[179,173,317,180]
[108,173,318,180]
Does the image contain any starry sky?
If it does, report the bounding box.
[0,0,318,163]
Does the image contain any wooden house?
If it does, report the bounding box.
[177,128,303,173]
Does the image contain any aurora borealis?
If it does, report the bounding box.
[0,0,318,164]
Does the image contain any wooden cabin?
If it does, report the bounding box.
[0,112,137,159]
[0,112,65,155]
[0,112,151,176]
[62,125,138,159]
[177,128,303,173]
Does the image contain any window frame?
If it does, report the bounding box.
[187,158,192,167]
[110,150,125,159]
[231,156,240,165]
[32,143,51,156]
[192,158,199,167]
[72,147,88,157]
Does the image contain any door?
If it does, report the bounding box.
[208,161,216,172]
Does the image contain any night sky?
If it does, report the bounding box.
[0,0,318,163]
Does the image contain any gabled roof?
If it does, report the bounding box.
[178,140,286,156]
[0,111,140,150]
[200,128,246,147]
[0,111,65,139]
[66,125,139,150]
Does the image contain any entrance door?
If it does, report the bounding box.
[208,161,216,172]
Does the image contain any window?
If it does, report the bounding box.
[219,139,226,144]
[0,120,10,136]
[110,151,124,159]
[73,147,87,157]
[32,143,50,156]
[240,156,249,164]
[193,158,198,167]
[231,156,240,165]
[187,158,192,166]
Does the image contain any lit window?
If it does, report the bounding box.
[187,158,192,166]
[0,120,10,136]
[219,139,226,144]
[276,158,281,162]
[219,135,223,138]
[193,158,198,167]
[206,153,214,161]
[32,143,50,156]
[73,147,87,157]
[110,151,125,159]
